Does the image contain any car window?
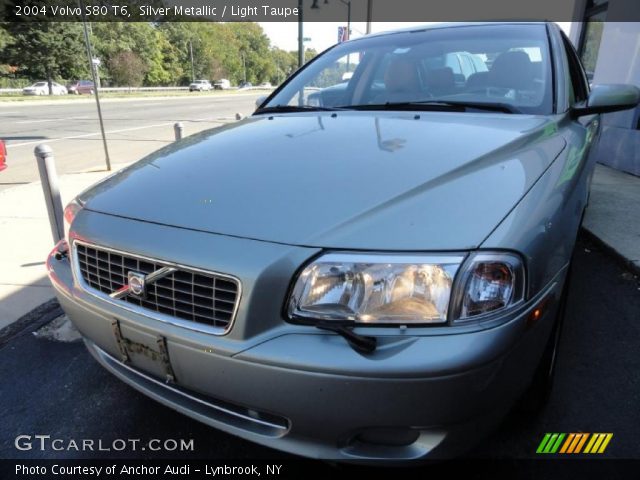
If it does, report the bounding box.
[445,53,463,76]
[561,32,589,104]
[285,51,360,107]
[34,82,46,87]
[267,24,553,115]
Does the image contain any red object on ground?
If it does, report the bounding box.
[0,140,7,171]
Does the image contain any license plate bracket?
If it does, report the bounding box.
[111,319,176,384]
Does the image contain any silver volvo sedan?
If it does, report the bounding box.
[47,22,639,461]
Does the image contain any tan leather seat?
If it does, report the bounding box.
[378,57,423,103]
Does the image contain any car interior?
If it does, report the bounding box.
[307,39,550,113]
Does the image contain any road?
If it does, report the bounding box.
[0,235,638,471]
[0,93,262,192]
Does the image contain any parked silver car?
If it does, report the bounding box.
[48,22,639,461]
[189,79,212,92]
[23,81,67,95]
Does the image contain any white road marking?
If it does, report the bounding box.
[16,118,67,124]
[6,121,177,148]
[15,116,91,124]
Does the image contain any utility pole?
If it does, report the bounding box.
[242,53,247,83]
[366,0,373,34]
[297,0,304,68]
[339,0,352,71]
[189,40,195,82]
[79,0,111,171]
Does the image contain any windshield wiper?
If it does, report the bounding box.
[315,321,377,355]
[254,104,347,114]
[423,100,521,114]
[294,317,377,354]
[346,100,520,114]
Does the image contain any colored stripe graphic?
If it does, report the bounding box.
[598,433,613,453]
[574,433,589,453]
[559,433,575,453]
[536,433,552,453]
[537,433,613,454]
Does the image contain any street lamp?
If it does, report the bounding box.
[79,0,110,171]
[298,0,327,68]
[338,0,351,43]
[241,53,247,83]
[298,0,304,68]
[189,40,195,82]
[338,0,352,71]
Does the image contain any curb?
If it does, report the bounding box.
[0,298,62,349]
[580,227,640,277]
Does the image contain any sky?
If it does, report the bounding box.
[260,22,573,53]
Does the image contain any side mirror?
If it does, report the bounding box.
[255,95,267,109]
[573,84,640,117]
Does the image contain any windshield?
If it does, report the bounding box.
[265,24,553,115]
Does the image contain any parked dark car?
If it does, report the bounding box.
[67,80,95,95]
[48,22,640,462]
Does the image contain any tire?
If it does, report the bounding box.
[518,260,573,413]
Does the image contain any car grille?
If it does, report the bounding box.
[75,242,240,332]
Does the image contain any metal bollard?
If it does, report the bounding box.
[34,144,64,243]
[174,122,183,141]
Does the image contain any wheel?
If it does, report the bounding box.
[518,260,573,412]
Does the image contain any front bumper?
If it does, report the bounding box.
[46,218,563,461]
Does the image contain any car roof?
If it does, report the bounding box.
[354,21,550,41]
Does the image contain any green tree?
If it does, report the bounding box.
[0,22,88,93]
[0,24,15,80]
[228,23,273,84]
[108,51,147,86]
[92,22,171,86]
[269,47,297,85]
[159,23,229,84]
[0,24,13,51]
[305,48,319,63]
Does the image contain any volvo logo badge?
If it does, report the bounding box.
[127,271,146,297]
[110,266,177,301]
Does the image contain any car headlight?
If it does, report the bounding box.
[287,252,525,326]
[63,198,83,242]
[287,253,465,325]
[450,252,525,323]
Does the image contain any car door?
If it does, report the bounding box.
[561,31,601,205]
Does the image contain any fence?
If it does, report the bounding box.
[0,86,274,95]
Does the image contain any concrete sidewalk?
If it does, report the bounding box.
[0,162,638,331]
[583,164,640,274]
[0,163,128,329]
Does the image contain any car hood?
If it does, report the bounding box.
[80,111,565,250]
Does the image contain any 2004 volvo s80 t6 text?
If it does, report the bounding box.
[47,23,639,461]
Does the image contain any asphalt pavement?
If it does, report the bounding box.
[0,235,638,467]
[0,93,262,191]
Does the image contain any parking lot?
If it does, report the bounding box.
[1,235,639,464]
